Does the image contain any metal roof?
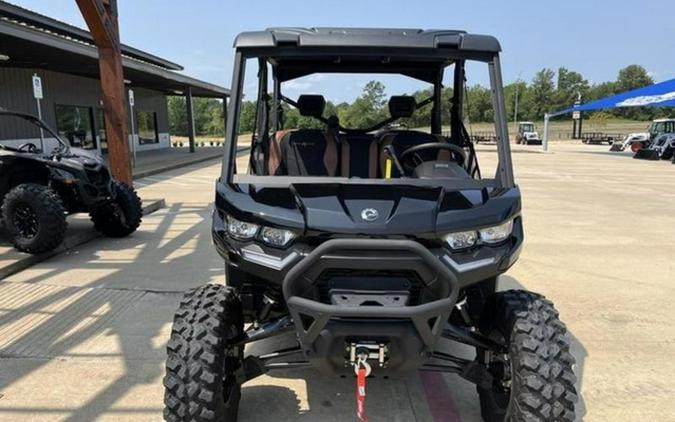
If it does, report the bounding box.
[234,27,501,53]
[0,1,182,70]
[0,1,229,98]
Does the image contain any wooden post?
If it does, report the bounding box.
[75,0,132,184]
[186,87,196,153]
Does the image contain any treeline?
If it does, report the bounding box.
[167,64,673,136]
[167,96,225,137]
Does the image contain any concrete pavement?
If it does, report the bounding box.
[0,144,674,421]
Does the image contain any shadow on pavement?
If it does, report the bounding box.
[0,201,219,421]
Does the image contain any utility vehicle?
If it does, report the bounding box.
[633,133,675,160]
[610,118,675,152]
[515,121,542,145]
[0,110,142,253]
[163,28,577,422]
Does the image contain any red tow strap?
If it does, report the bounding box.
[356,367,369,422]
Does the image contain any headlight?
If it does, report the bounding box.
[260,226,296,247]
[51,168,76,184]
[479,219,514,244]
[443,230,478,250]
[226,215,259,240]
[444,219,514,250]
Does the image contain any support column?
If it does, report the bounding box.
[186,87,196,153]
[543,113,550,152]
[75,0,132,184]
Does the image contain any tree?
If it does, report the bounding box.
[616,65,653,92]
[238,101,257,134]
[339,81,388,128]
[555,67,589,111]
[530,68,556,119]
[167,96,188,136]
[465,85,492,123]
[614,65,655,120]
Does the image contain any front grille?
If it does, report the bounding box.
[315,269,424,306]
[85,167,110,188]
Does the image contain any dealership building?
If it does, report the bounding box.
[0,1,229,154]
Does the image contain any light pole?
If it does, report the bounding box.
[513,72,522,136]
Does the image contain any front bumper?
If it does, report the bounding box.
[212,212,523,374]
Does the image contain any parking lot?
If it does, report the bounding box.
[0,143,674,421]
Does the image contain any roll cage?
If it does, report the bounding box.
[221,28,515,188]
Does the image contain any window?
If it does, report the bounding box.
[96,108,107,151]
[55,105,96,149]
[137,111,159,144]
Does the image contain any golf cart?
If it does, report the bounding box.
[0,110,142,253]
[610,118,675,152]
[163,28,577,422]
[515,121,542,145]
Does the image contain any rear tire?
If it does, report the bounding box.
[163,284,244,422]
[90,181,142,237]
[1,183,67,253]
[476,290,577,422]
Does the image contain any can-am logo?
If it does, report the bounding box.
[360,208,379,222]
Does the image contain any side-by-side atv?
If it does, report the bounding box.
[163,28,578,422]
[515,121,542,145]
[0,110,142,253]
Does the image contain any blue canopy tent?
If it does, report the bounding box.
[542,77,675,150]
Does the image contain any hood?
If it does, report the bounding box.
[60,147,106,170]
[626,132,649,141]
[523,131,539,139]
[221,182,521,237]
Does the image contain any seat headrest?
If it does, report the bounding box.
[388,96,417,118]
[297,95,326,118]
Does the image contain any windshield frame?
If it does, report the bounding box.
[221,48,514,189]
[0,111,71,155]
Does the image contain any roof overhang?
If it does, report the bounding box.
[0,0,183,70]
[0,13,229,98]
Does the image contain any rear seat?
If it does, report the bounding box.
[340,135,379,178]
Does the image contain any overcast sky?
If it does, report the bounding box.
[9,0,675,102]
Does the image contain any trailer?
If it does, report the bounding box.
[580,132,621,145]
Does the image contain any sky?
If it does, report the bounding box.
[8,0,675,102]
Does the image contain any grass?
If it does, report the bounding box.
[460,118,649,141]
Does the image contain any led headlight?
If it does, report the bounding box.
[443,230,478,250]
[479,219,514,244]
[260,226,296,247]
[226,216,259,240]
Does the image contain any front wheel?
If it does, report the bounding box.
[1,183,67,253]
[476,290,577,421]
[163,284,244,422]
[90,181,142,237]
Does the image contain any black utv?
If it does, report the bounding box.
[0,110,142,253]
[163,28,578,422]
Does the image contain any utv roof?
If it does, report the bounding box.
[234,28,501,53]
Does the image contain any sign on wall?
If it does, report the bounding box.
[32,74,43,99]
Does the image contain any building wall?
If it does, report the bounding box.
[0,67,170,152]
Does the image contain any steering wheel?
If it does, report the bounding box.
[18,142,38,153]
[399,142,467,172]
